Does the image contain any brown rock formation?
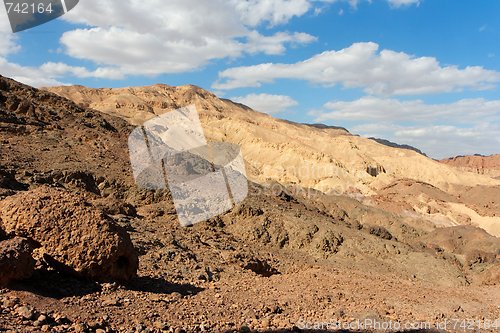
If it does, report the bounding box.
[440,154,500,178]
[0,237,36,286]
[0,186,138,282]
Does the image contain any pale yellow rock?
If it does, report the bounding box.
[46,84,500,198]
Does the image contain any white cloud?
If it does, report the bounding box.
[213,42,500,95]
[0,12,120,87]
[40,62,124,80]
[0,0,318,84]
[312,97,500,158]
[229,0,311,26]
[53,0,316,78]
[59,27,315,76]
[0,0,425,84]
[0,5,20,56]
[60,26,239,75]
[0,58,123,87]
[322,0,420,9]
[0,6,57,86]
[246,31,317,55]
[317,97,500,123]
[65,0,313,30]
[392,124,500,159]
[0,60,120,88]
[0,58,64,87]
[0,36,19,57]
[387,0,420,8]
[232,93,298,114]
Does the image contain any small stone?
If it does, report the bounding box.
[72,323,86,333]
[101,282,119,292]
[41,325,51,332]
[244,309,257,319]
[102,297,120,307]
[16,306,35,320]
[261,318,271,328]
[95,329,106,333]
[240,325,251,333]
[54,313,69,324]
[3,297,19,308]
[148,294,164,302]
[154,321,167,330]
[171,292,182,299]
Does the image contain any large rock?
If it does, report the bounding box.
[0,186,138,282]
[0,237,36,286]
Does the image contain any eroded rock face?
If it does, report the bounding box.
[440,154,500,178]
[0,186,138,282]
[0,237,36,286]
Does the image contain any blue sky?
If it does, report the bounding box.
[1,0,499,158]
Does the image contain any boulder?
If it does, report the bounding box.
[0,237,36,286]
[0,186,138,282]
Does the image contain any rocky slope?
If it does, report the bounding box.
[440,154,500,179]
[47,84,499,196]
[368,137,426,156]
[47,84,500,237]
[0,75,498,332]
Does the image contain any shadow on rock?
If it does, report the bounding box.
[9,269,101,299]
[129,276,204,296]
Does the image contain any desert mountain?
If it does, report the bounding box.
[368,137,427,156]
[440,154,500,179]
[47,84,499,196]
[1,75,499,332]
[47,84,500,237]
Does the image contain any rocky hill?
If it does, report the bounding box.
[47,84,499,195]
[47,84,500,237]
[369,137,427,156]
[440,154,500,179]
[0,75,498,332]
